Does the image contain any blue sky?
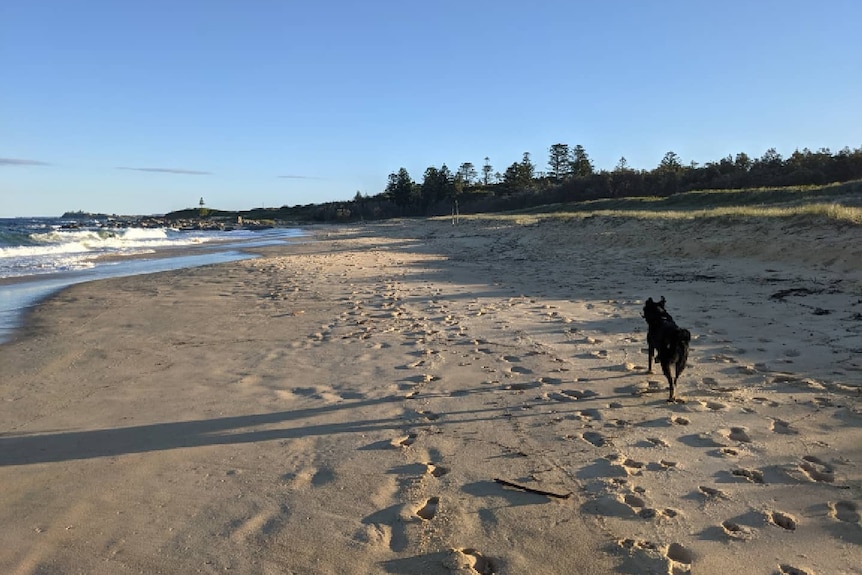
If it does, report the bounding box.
[2,0,860,217]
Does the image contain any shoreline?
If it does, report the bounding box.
[0,228,308,344]
[1,216,860,574]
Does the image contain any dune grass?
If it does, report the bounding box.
[469,180,862,225]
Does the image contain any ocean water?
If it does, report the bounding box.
[0,217,305,343]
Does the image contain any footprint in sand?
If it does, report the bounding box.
[647,437,670,448]
[580,431,607,447]
[752,396,780,407]
[770,418,798,435]
[562,389,598,400]
[311,467,337,487]
[828,500,860,524]
[624,492,646,508]
[426,463,450,478]
[720,519,756,540]
[545,391,575,402]
[672,416,690,426]
[617,537,685,572]
[618,538,659,551]
[445,548,496,575]
[618,490,664,521]
[391,433,418,448]
[416,497,440,521]
[577,408,602,421]
[507,365,534,375]
[725,427,752,443]
[778,565,814,575]
[768,510,798,531]
[666,542,694,568]
[504,381,542,391]
[707,353,738,364]
[799,456,835,483]
[731,468,765,484]
[622,458,646,475]
[698,485,729,500]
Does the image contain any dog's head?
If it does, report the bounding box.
[643,296,669,323]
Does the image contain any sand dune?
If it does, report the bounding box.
[1,215,860,574]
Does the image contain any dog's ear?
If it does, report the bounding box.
[646,298,654,305]
[659,296,666,305]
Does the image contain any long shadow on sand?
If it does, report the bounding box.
[0,392,578,467]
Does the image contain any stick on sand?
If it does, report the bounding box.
[493,478,573,499]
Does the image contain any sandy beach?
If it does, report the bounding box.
[1,215,860,575]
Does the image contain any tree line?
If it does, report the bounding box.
[268,144,862,222]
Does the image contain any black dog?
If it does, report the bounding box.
[643,297,691,402]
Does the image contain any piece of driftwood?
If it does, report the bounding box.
[493,478,572,499]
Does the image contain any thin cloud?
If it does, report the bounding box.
[118,166,211,175]
[0,157,51,166]
[278,174,324,180]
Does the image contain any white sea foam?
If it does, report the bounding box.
[0,226,213,278]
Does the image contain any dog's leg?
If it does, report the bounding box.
[661,361,675,402]
[647,343,654,373]
[671,331,689,402]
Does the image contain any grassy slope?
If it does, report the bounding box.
[505,180,862,224]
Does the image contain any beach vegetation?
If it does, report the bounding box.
[161,144,862,227]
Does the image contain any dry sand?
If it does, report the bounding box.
[1,215,860,575]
